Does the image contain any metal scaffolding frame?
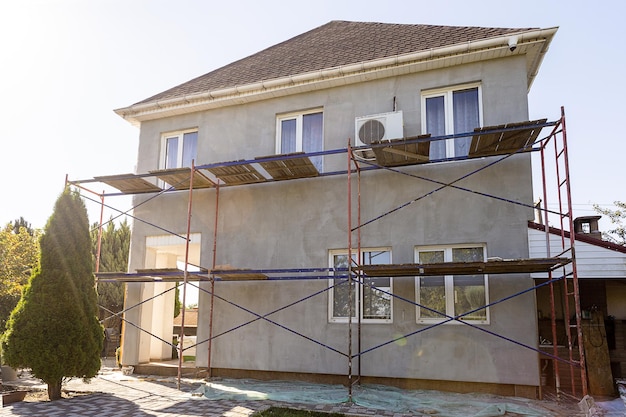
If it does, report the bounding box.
[539,107,587,398]
[68,107,586,399]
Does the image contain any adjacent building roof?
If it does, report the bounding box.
[115,20,557,125]
[528,221,626,254]
[173,309,198,328]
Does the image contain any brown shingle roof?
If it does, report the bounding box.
[133,20,534,106]
[173,308,198,327]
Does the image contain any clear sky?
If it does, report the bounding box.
[1,0,624,231]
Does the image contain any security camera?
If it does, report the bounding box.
[508,36,518,52]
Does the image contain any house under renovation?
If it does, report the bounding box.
[70,21,599,400]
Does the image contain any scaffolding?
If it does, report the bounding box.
[69,107,586,400]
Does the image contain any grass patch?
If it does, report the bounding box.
[253,406,345,417]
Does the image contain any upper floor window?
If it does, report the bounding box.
[422,84,482,160]
[276,110,323,171]
[329,248,392,323]
[162,129,198,169]
[415,244,489,324]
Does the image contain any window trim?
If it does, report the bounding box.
[421,83,483,158]
[328,247,393,324]
[414,243,490,325]
[160,128,198,169]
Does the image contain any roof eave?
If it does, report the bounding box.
[114,27,558,126]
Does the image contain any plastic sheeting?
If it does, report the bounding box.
[597,398,626,416]
[595,380,626,416]
[197,379,558,416]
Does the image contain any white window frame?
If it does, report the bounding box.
[415,244,490,325]
[421,83,483,158]
[276,108,324,170]
[328,247,393,324]
[160,128,198,169]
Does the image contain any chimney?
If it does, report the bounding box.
[573,216,603,240]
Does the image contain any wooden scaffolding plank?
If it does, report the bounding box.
[257,153,319,180]
[94,174,163,194]
[216,272,268,281]
[205,163,266,185]
[211,265,268,281]
[358,258,571,277]
[469,119,547,157]
[150,168,214,190]
[97,268,210,282]
[371,135,431,167]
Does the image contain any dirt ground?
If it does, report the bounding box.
[23,389,90,402]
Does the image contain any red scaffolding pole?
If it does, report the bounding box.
[207,180,220,379]
[540,107,587,398]
[176,160,196,389]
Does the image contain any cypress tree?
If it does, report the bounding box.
[91,219,130,330]
[2,188,103,400]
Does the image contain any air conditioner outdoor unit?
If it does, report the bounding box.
[354,111,404,158]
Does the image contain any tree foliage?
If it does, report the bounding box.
[0,222,39,330]
[90,219,130,329]
[10,216,34,236]
[2,189,103,400]
[174,284,181,318]
[594,201,626,245]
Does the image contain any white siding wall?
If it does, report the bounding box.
[528,228,626,279]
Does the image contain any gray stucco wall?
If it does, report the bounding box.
[125,54,540,386]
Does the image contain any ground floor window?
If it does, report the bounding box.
[415,244,489,324]
[329,248,392,323]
